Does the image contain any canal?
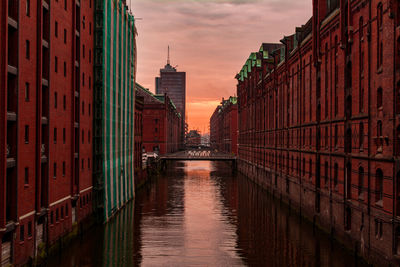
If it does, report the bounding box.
[47,161,368,266]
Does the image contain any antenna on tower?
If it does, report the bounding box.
[167,45,170,65]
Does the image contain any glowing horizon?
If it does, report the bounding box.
[131,0,312,133]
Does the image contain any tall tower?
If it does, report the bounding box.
[155,47,186,148]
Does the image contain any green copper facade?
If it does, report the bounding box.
[94,0,137,222]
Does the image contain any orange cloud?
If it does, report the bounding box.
[130,0,312,131]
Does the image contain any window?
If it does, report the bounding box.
[20,225,25,241]
[89,22,92,35]
[28,222,32,237]
[64,29,67,44]
[62,161,65,176]
[55,21,58,37]
[346,163,352,199]
[25,82,30,101]
[55,56,58,72]
[88,130,90,143]
[24,125,29,143]
[50,211,54,224]
[82,72,85,86]
[377,87,383,109]
[63,128,66,144]
[88,158,90,169]
[82,44,85,58]
[377,3,383,68]
[89,50,91,63]
[377,120,383,137]
[53,163,57,178]
[63,95,66,110]
[54,92,58,108]
[334,163,338,190]
[358,167,364,199]
[54,128,57,143]
[64,61,66,77]
[56,209,59,222]
[359,122,364,149]
[82,101,84,115]
[89,76,91,89]
[396,81,400,114]
[25,167,29,185]
[309,159,312,179]
[26,0,30,16]
[82,159,84,170]
[334,125,338,148]
[61,207,64,219]
[359,16,363,39]
[82,129,84,144]
[64,0,67,10]
[376,169,384,203]
[66,204,69,216]
[26,40,30,59]
[396,125,400,156]
[324,161,328,186]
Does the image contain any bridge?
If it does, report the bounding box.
[160,149,236,162]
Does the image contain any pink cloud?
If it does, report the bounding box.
[130,0,312,132]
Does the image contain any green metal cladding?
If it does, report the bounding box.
[94,0,137,222]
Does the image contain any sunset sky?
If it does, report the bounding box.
[130,0,312,133]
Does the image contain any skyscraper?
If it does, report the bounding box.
[155,47,186,147]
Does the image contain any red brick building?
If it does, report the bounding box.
[210,97,238,155]
[0,0,93,265]
[237,1,400,264]
[136,83,181,155]
[134,94,146,188]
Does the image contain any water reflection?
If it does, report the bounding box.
[46,161,367,267]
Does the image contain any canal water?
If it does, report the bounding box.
[47,161,368,266]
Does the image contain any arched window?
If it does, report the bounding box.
[376,168,384,203]
[377,87,383,109]
[358,167,364,199]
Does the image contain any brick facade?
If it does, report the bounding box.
[210,97,238,155]
[136,83,181,156]
[237,0,400,264]
[0,0,94,265]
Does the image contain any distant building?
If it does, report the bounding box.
[155,50,186,148]
[186,130,202,147]
[136,83,181,155]
[210,97,238,155]
[134,94,146,188]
